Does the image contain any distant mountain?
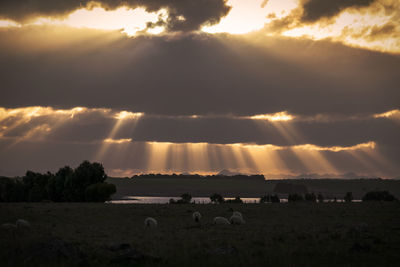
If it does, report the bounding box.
[217,169,242,176]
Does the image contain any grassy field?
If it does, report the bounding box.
[1,202,400,266]
[110,177,400,199]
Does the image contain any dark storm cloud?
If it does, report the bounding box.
[0,0,231,31]
[0,27,399,117]
[301,0,375,22]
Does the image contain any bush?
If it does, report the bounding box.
[210,193,225,204]
[180,193,192,203]
[85,182,116,202]
[317,193,324,203]
[344,192,353,202]
[362,191,397,202]
[226,196,243,203]
[288,194,304,202]
[259,194,280,203]
[0,178,26,202]
[305,193,317,202]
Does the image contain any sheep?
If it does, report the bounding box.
[229,214,245,225]
[213,217,230,225]
[144,217,158,228]
[192,211,202,223]
[232,211,243,219]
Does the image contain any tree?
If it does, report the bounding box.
[270,194,280,203]
[210,193,224,204]
[344,192,353,203]
[180,193,192,203]
[305,193,317,202]
[317,193,324,203]
[226,196,243,203]
[288,194,304,202]
[65,161,107,201]
[85,182,116,202]
[362,191,397,201]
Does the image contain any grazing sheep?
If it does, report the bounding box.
[232,211,243,219]
[16,219,31,230]
[230,214,245,225]
[213,217,230,225]
[192,211,202,223]
[144,217,158,228]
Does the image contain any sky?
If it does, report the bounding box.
[0,0,399,178]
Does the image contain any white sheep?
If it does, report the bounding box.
[144,217,158,228]
[232,211,243,219]
[213,217,230,225]
[230,214,245,225]
[192,211,202,223]
[16,219,31,229]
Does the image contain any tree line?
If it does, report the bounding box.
[0,161,116,202]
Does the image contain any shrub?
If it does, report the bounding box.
[344,192,353,202]
[288,194,304,202]
[226,196,243,203]
[317,193,324,203]
[85,182,116,202]
[210,193,225,204]
[362,191,397,202]
[305,193,317,202]
[259,194,280,203]
[180,193,192,203]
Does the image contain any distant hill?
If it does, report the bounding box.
[130,173,265,181]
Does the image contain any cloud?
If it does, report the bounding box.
[0,0,231,31]
[301,0,375,22]
[1,28,399,117]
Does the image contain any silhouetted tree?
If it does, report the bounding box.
[317,193,324,203]
[259,194,280,203]
[362,191,397,201]
[85,182,116,202]
[288,194,304,202]
[259,195,270,203]
[344,192,353,202]
[0,177,25,202]
[210,193,224,204]
[1,161,115,203]
[270,194,280,203]
[180,193,192,203]
[226,196,243,203]
[305,193,317,202]
[65,161,107,201]
[23,171,53,202]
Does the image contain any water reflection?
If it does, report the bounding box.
[107,196,361,204]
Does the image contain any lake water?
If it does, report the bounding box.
[109,196,261,204]
[108,196,361,204]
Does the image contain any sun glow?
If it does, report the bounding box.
[250,111,294,122]
[281,4,400,54]
[373,109,400,119]
[14,6,166,36]
[103,138,132,144]
[203,0,298,34]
